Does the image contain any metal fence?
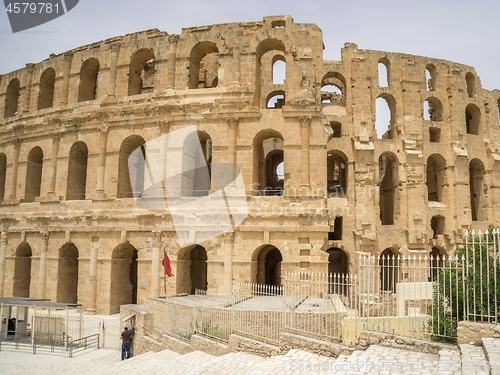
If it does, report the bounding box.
[162,229,500,346]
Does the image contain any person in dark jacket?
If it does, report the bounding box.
[121,326,133,360]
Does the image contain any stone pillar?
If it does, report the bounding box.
[223,232,235,294]
[107,43,121,97]
[232,46,241,87]
[47,133,60,196]
[299,116,311,189]
[96,125,109,199]
[0,231,8,297]
[38,232,49,299]
[87,237,99,314]
[158,121,170,183]
[151,231,161,297]
[59,53,73,106]
[8,139,21,200]
[166,35,179,89]
[21,63,34,114]
[227,117,239,186]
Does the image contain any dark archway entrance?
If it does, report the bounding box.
[13,243,32,297]
[110,243,138,314]
[57,243,79,303]
[255,245,282,287]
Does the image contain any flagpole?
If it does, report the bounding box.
[163,246,167,296]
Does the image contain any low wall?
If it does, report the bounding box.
[457,321,500,345]
[228,334,279,357]
[280,332,354,357]
[192,334,230,356]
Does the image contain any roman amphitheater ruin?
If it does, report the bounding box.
[0,15,499,315]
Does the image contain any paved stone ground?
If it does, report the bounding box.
[0,339,498,374]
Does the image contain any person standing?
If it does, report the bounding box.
[121,326,133,360]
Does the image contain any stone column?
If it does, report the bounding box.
[0,231,8,297]
[96,125,109,199]
[151,231,161,297]
[87,237,99,314]
[158,121,171,183]
[59,53,73,106]
[38,232,49,299]
[299,116,311,189]
[47,133,60,197]
[166,35,179,89]
[227,117,239,186]
[232,46,241,87]
[8,139,21,200]
[21,63,34,114]
[223,232,235,294]
[107,43,121,97]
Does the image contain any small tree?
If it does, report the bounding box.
[428,226,500,343]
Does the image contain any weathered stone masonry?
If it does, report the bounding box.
[0,15,499,314]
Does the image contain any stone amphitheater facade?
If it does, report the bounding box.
[0,15,499,315]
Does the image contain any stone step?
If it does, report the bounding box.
[482,338,500,375]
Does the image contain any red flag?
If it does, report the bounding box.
[162,250,174,277]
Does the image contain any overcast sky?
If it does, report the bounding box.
[0,0,499,91]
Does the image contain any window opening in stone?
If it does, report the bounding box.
[321,85,342,104]
[429,128,441,143]
[425,64,437,91]
[272,58,285,85]
[66,141,88,200]
[13,243,32,297]
[38,68,55,110]
[328,217,343,240]
[271,20,285,28]
[466,72,475,98]
[327,151,347,196]
[128,49,156,95]
[266,92,285,109]
[426,154,446,203]
[378,60,389,87]
[375,96,392,139]
[256,245,282,288]
[57,243,79,303]
[78,58,99,102]
[254,132,284,196]
[0,153,6,202]
[379,153,397,225]
[25,146,43,202]
[189,41,219,89]
[469,158,486,222]
[431,216,444,239]
[4,78,20,118]
[379,248,397,292]
[117,135,146,198]
[466,104,480,135]
[330,122,341,138]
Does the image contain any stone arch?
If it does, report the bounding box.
[466,103,480,135]
[327,247,349,295]
[378,58,390,87]
[253,245,282,287]
[252,129,284,195]
[117,135,146,198]
[266,90,285,109]
[379,248,398,292]
[425,64,437,91]
[321,72,346,104]
[327,150,347,195]
[426,154,446,203]
[13,242,32,297]
[379,152,398,225]
[189,41,219,89]
[66,141,88,200]
[272,55,286,85]
[0,153,6,201]
[431,215,445,238]
[128,48,155,95]
[376,93,396,139]
[181,130,212,197]
[466,72,475,98]
[25,146,43,202]
[469,158,486,221]
[255,38,286,107]
[38,68,56,110]
[423,97,443,121]
[78,58,100,102]
[110,242,138,314]
[56,243,79,303]
[4,78,20,118]
[176,245,207,294]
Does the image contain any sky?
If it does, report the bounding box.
[0,0,499,91]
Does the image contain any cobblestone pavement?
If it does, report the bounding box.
[1,340,499,375]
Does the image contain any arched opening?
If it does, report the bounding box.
[375,94,395,139]
[378,59,390,87]
[78,58,99,102]
[256,38,286,107]
[110,243,138,314]
[321,72,346,105]
[426,154,446,203]
[189,42,219,89]
[66,141,88,200]
[379,248,397,292]
[181,131,212,197]
[272,57,285,85]
[327,150,347,196]
[423,97,443,121]
[56,243,79,303]
[466,72,475,98]
[425,64,437,91]
[117,135,146,198]
[379,153,398,225]
[431,215,445,239]
[266,90,285,109]
[429,247,445,282]
[38,68,55,110]
[13,243,32,297]
[253,130,284,195]
[255,245,282,287]
[4,78,20,118]
[25,146,43,202]
[128,48,155,96]
[466,103,480,135]
[190,245,207,294]
[327,248,348,295]
[0,153,6,201]
[469,158,486,222]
